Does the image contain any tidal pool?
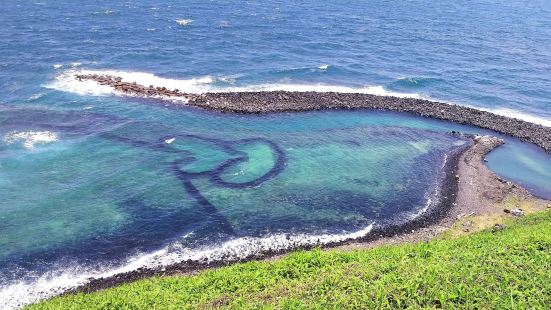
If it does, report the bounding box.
[1,104,550,306]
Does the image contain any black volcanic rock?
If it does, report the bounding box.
[74,74,551,152]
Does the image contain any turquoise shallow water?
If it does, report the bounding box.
[1,0,551,307]
[0,106,463,264]
[1,104,550,308]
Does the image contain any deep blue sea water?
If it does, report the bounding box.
[1,1,551,307]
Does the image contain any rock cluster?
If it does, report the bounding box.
[504,208,524,217]
[195,92,551,152]
[75,74,551,152]
[75,74,202,100]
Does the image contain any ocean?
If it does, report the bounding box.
[1,0,550,308]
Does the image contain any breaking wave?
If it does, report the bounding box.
[474,107,551,128]
[225,83,420,98]
[392,76,445,88]
[28,93,45,101]
[46,69,116,96]
[48,69,421,98]
[176,19,193,26]
[3,131,58,149]
[47,69,551,127]
[0,224,373,309]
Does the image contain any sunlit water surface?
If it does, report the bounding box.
[1,0,551,308]
[1,104,550,308]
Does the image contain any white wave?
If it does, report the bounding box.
[70,62,82,68]
[47,69,216,96]
[429,99,551,128]
[28,93,45,101]
[52,64,62,69]
[217,75,238,84]
[0,224,373,309]
[50,68,420,98]
[223,83,421,98]
[176,19,193,26]
[318,64,329,70]
[45,69,116,96]
[412,187,440,220]
[441,153,448,169]
[412,148,456,219]
[146,28,156,31]
[91,224,376,282]
[3,131,58,149]
[476,107,551,127]
[92,10,113,15]
[408,179,441,220]
[49,69,551,126]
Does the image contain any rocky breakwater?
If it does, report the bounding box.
[75,74,551,152]
[195,92,551,152]
[75,74,203,101]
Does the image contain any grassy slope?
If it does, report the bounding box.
[32,211,551,309]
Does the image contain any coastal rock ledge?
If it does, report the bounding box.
[76,74,551,153]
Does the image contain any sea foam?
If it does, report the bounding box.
[0,224,373,309]
[176,19,193,26]
[51,69,421,98]
[3,131,58,149]
[28,93,45,101]
[476,107,551,127]
[50,69,551,127]
[46,69,116,96]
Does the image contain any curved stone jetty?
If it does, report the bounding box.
[75,74,551,152]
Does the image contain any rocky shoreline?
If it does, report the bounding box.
[341,134,550,250]
[59,74,551,298]
[67,134,472,295]
[66,134,551,298]
[76,74,551,152]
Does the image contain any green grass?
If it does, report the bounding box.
[32,211,551,309]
